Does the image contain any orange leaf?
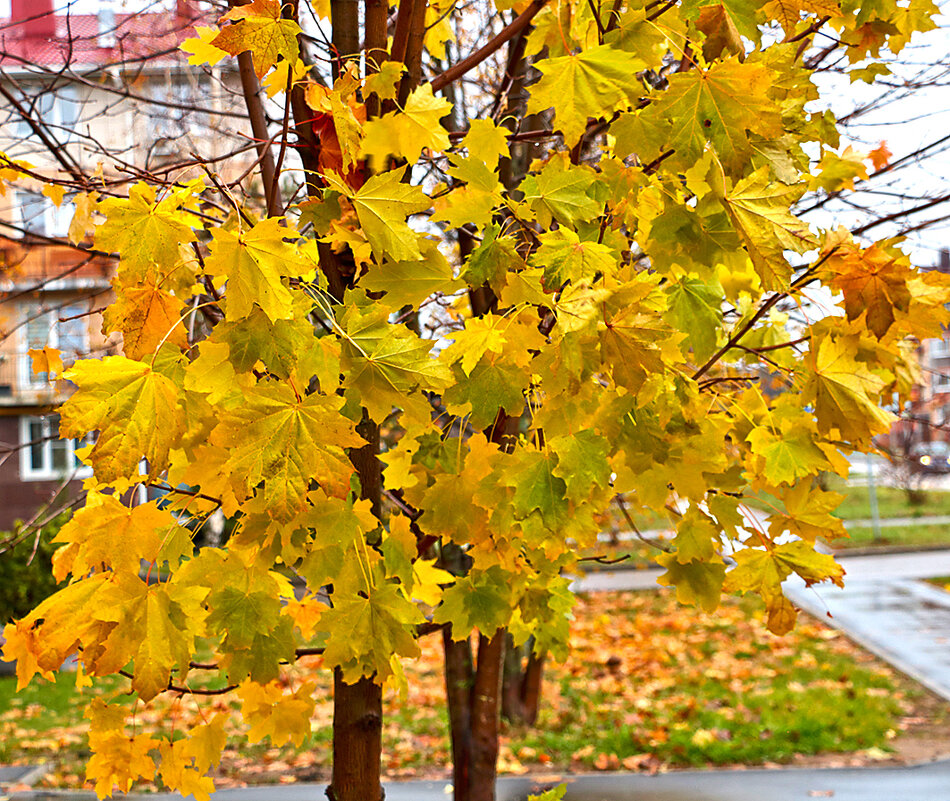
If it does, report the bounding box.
[868,140,892,171]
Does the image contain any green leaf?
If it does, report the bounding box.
[549,431,611,504]
[665,277,723,361]
[506,450,569,529]
[212,383,365,518]
[320,582,423,681]
[360,240,463,309]
[433,566,513,638]
[656,553,726,613]
[645,59,783,173]
[531,228,616,288]
[520,163,602,228]
[339,296,453,421]
[443,360,528,428]
[461,224,525,294]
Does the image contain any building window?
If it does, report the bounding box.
[19,414,93,481]
[934,372,950,391]
[932,338,950,359]
[16,190,74,238]
[20,304,88,388]
[10,85,81,143]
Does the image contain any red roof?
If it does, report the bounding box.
[0,5,210,70]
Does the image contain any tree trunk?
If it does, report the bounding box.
[501,633,526,723]
[327,671,384,801]
[443,629,474,801]
[521,649,544,726]
[329,412,384,801]
[442,628,506,801]
[501,637,545,726]
[469,631,505,801]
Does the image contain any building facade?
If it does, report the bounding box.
[0,0,244,529]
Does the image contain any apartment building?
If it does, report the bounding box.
[0,0,242,528]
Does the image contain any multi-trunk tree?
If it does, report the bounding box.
[1,0,946,799]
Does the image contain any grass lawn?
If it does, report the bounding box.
[833,523,950,550]
[829,483,950,521]
[0,590,923,792]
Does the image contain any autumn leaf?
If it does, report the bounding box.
[526,45,645,145]
[329,168,431,261]
[103,280,189,360]
[212,383,365,518]
[204,218,309,322]
[828,243,913,338]
[803,335,895,440]
[95,183,196,278]
[59,356,184,482]
[238,681,316,747]
[722,167,816,290]
[28,345,63,377]
[211,0,301,79]
[52,492,186,579]
[361,84,452,164]
[868,140,892,171]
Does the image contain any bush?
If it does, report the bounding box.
[0,515,68,626]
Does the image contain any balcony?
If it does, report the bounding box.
[0,354,74,407]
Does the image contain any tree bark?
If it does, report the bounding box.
[521,649,545,726]
[327,672,384,801]
[443,628,474,801]
[469,631,506,801]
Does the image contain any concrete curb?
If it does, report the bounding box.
[10,760,950,801]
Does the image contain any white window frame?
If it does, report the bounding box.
[19,414,93,482]
[15,189,74,238]
[934,372,950,391]
[932,338,950,358]
[19,304,89,389]
[12,85,81,143]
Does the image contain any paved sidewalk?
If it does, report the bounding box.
[12,760,950,801]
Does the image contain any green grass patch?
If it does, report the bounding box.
[505,593,909,770]
[830,483,950,521]
[835,523,950,549]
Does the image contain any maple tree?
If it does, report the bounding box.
[0,0,947,799]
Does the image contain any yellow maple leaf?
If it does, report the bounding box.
[159,740,215,801]
[59,356,184,482]
[204,218,309,322]
[95,183,196,279]
[28,345,63,378]
[360,84,452,166]
[1,620,55,690]
[180,25,229,67]
[68,190,100,244]
[51,492,184,580]
[211,383,365,519]
[41,182,66,207]
[803,335,895,441]
[239,680,316,747]
[211,0,301,79]
[86,729,159,798]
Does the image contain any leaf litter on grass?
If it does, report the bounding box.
[0,589,938,793]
